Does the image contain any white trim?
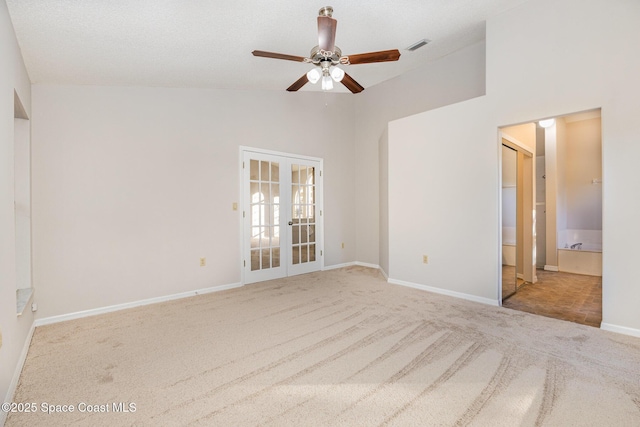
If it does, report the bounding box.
[318,167,325,273]
[2,323,36,427]
[544,265,559,272]
[498,136,504,302]
[388,278,500,307]
[600,323,640,338]
[239,145,323,162]
[354,261,381,270]
[379,267,389,281]
[322,261,382,272]
[239,147,246,286]
[34,282,242,327]
[500,132,534,157]
[323,262,356,271]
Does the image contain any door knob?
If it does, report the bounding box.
[288,221,293,226]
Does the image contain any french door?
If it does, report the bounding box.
[241,148,323,284]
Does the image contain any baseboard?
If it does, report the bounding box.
[354,261,381,270]
[544,265,559,272]
[600,322,640,338]
[378,267,389,281]
[323,262,357,271]
[323,261,381,271]
[34,282,242,327]
[388,278,500,307]
[2,323,36,427]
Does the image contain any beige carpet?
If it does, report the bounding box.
[7,266,640,426]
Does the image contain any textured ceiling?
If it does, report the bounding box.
[6,0,528,93]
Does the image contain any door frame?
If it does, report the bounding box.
[498,133,535,304]
[239,146,324,285]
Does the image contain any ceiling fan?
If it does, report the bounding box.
[252,6,401,94]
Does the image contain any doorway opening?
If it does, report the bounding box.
[499,109,603,327]
[241,147,324,285]
[14,90,32,315]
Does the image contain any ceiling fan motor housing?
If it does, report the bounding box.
[309,45,342,64]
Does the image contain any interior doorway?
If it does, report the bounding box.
[500,131,535,302]
[241,147,324,284]
[499,109,603,327]
[14,90,32,315]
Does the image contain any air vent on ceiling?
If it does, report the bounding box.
[406,39,431,51]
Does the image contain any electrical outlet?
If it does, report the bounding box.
[423,255,429,264]
[200,257,206,267]
[232,202,238,211]
[0,326,3,349]
[341,242,345,249]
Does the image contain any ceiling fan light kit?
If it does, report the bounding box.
[252,6,402,93]
[330,66,345,82]
[321,74,333,91]
[306,68,321,84]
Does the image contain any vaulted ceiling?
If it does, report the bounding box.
[6,0,528,93]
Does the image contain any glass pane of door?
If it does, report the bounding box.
[249,158,281,272]
[290,163,317,268]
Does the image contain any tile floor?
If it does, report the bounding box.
[502,269,602,328]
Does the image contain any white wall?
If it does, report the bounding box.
[389,97,498,302]
[354,42,487,272]
[536,153,546,267]
[565,117,602,231]
[378,128,389,275]
[0,0,33,416]
[388,0,640,333]
[31,86,356,318]
[555,118,568,234]
[544,123,559,266]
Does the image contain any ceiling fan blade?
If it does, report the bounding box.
[252,50,306,62]
[346,49,401,65]
[318,15,337,52]
[341,72,364,94]
[286,74,309,92]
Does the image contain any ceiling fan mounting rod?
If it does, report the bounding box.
[318,6,333,18]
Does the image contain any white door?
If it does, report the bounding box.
[242,148,323,284]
